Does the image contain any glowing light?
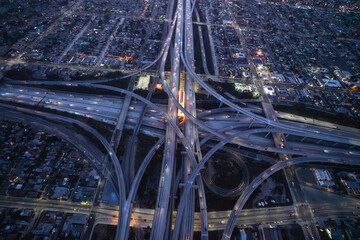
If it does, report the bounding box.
[178,90,185,118]
[155,84,163,90]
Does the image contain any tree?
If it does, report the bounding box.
[23,232,35,240]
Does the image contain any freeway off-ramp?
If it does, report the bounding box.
[1,0,360,238]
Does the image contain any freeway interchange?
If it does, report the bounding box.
[1,0,360,239]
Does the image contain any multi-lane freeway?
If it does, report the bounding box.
[1,0,360,239]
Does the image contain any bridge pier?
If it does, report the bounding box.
[248,119,254,129]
